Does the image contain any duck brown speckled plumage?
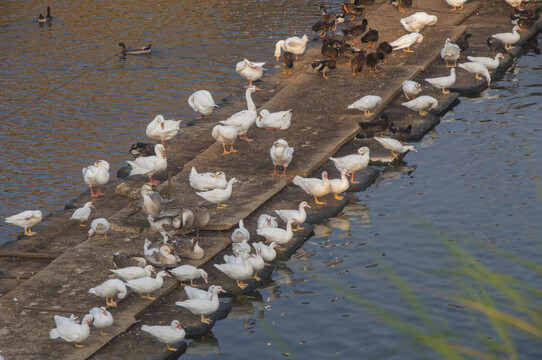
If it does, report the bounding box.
[351,52,366,75]
[361,28,379,48]
[282,52,294,75]
[115,183,142,207]
[342,2,365,21]
[129,142,156,158]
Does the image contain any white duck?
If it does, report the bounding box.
[89,279,127,308]
[329,169,350,200]
[293,171,331,205]
[257,214,278,231]
[184,285,213,300]
[189,167,227,191]
[401,95,438,116]
[400,12,438,33]
[330,147,370,184]
[53,314,80,327]
[144,239,180,266]
[248,248,266,281]
[233,239,251,254]
[231,219,250,243]
[389,33,424,52]
[196,178,240,209]
[257,218,295,245]
[175,285,225,323]
[466,53,505,69]
[141,320,185,352]
[275,35,310,60]
[88,218,110,239]
[49,314,93,348]
[146,115,182,146]
[224,251,243,265]
[505,0,524,9]
[110,265,156,281]
[275,201,311,231]
[5,210,42,236]
[212,124,239,155]
[440,39,461,67]
[125,270,172,300]
[219,85,260,141]
[374,137,418,158]
[82,160,110,197]
[490,26,521,49]
[253,241,280,264]
[236,59,266,85]
[89,306,113,336]
[347,95,382,116]
[402,80,422,100]
[214,252,253,289]
[270,139,294,177]
[70,202,94,226]
[168,265,208,286]
[127,144,167,185]
[425,68,456,94]
[445,0,467,10]
[256,109,292,130]
[188,90,218,119]
[458,62,491,86]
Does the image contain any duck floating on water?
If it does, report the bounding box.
[38,6,52,23]
[119,42,152,55]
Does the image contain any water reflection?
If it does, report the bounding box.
[184,332,221,357]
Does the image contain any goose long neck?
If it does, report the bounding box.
[246,89,256,111]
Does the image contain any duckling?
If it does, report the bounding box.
[365,52,384,73]
[282,52,294,75]
[342,2,365,21]
[391,0,412,13]
[115,183,141,207]
[113,252,147,268]
[119,42,152,55]
[361,28,379,48]
[38,6,52,23]
[455,33,472,57]
[358,113,392,138]
[341,19,368,43]
[311,60,337,79]
[351,52,366,75]
[389,122,413,141]
[377,42,393,63]
[321,44,340,60]
[168,237,204,260]
[129,142,155,158]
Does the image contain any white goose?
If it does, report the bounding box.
[347,95,382,116]
[70,202,94,226]
[374,137,418,158]
[505,0,525,9]
[49,314,93,348]
[88,218,110,239]
[127,144,167,185]
[329,169,350,200]
[5,210,42,236]
[389,33,424,52]
[196,178,240,209]
[214,252,253,289]
[293,171,331,205]
[82,160,110,197]
[125,270,172,300]
[141,320,185,352]
[490,26,521,49]
[248,248,266,281]
[401,95,438,115]
[402,80,422,100]
[212,124,238,155]
[146,115,182,146]
[89,278,127,308]
[270,139,294,177]
[89,306,113,336]
[275,35,310,60]
[231,219,250,243]
[256,109,292,130]
[275,201,311,231]
[440,39,461,67]
[400,12,438,33]
[188,90,218,119]
[189,167,227,191]
[110,265,156,281]
[175,285,225,323]
[256,218,295,245]
[466,53,505,69]
[219,85,260,141]
[257,214,278,231]
[425,68,456,94]
[252,241,280,264]
[458,62,491,86]
[236,59,266,85]
[168,265,208,286]
[445,0,467,10]
[330,147,370,184]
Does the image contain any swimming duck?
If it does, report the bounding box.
[88,218,110,239]
[70,202,94,226]
[342,19,368,43]
[445,0,467,10]
[113,252,147,268]
[425,68,456,94]
[373,137,417,158]
[274,35,310,61]
[115,183,141,207]
[168,265,208,286]
[82,160,110,198]
[188,90,218,119]
[329,169,350,200]
[361,28,379,48]
[389,122,413,141]
[144,239,180,266]
[214,252,253,289]
[231,219,250,243]
[466,53,505,69]
[125,270,172,300]
[347,95,382,116]
[146,115,182,146]
[440,38,461,67]
[330,147,370,184]
[212,124,238,155]
[282,51,294,75]
[490,26,521,49]
[389,33,424,52]
[233,239,251,254]
[293,171,331,205]
[256,218,295,245]
[402,80,422,100]
[311,60,337,79]
[456,33,472,57]
[196,178,240,209]
[377,42,393,63]
[275,201,311,231]
[458,62,491,86]
[127,144,167,185]
[401,95,438,115]
[38,6,52,23]
[365,52,384,72]
[257,214,278,231]
[270,139,294,177]
[219,85,260,141]
[89,278,127,307]
[119,42,152,55]
[235,59,266,86]
[351,52,366,75]
[256,109,292,130]
[342,2,364,21]
[89,307,113,336]
[248,248,266,281]
[400,12,438,33]
[189,167,227,191]
[141,320,185,352]
[169,237,204,260]
[50,314,93,348]
[253,242,281,264]
[390,0,412,13]
[110,265,156,281]
[175,285,225,323]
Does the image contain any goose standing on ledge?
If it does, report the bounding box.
[236,59,265,86]
[188,90,218,119]
[330,147,370,184]
[146,115,182,146]
[390,33,423,52]
[49,314,93,348]
[425,68,456,94]
[400,12,438,33]
[269,139,294,177]
[125,270,172,300]
[83,160,110,197]
[401,95,438,115]
[275,201,311,231]
[347,95,382,116]
[70,202,94,226]
[141,320,185,352]
[219,85,260,142]
[293,171,331,205]
[89,279,127,308]
[5,210,42,236]
[119,42,152,55]
[329,169,350,200]
[127,144,167,185]
[196,178,240,209]
[275,35,310,61]
[212,125,238,155]
[490,26,521,49]
[440,38,460,67]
